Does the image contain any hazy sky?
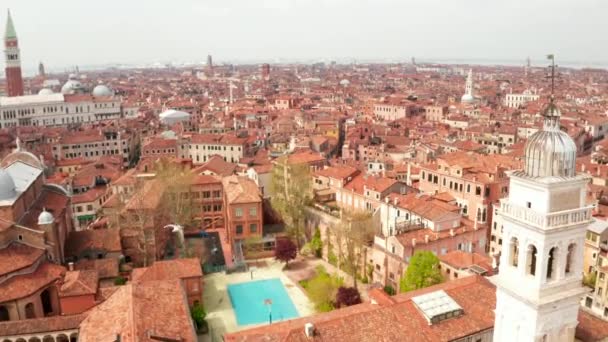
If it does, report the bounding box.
[2,0,608,71]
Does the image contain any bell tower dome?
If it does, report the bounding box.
[493,56,593,342]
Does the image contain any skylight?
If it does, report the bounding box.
[412,290,463,325]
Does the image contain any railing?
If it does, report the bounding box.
[500,200,593,229]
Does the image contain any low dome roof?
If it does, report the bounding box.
[61,79,83,95]
[38,209,54,225]
[0,168,16,201]
[461,94,474,103]
[92,84,113,97]
[38,88,54,95]
[159,109,190,125]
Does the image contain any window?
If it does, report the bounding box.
[546,247,557,280]
[236,225,243,235]
[527,245,538,276]
[250,224,257,233]
[510,237,519,267]
[249,207,257,217]
[235,208,243,217]
[526,201,531,209]
[566,243,575,274]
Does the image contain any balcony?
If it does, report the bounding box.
[499,200,593,230]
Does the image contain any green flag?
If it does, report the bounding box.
[547,54,554,60]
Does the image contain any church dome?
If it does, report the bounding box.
[61,76,83,95]
[0,168,17,201]
[523,101,577,178]
[461,94,474,103]
[38,88,54,95]
[38,209,54,225]
[92,84,114,97]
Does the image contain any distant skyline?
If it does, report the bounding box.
[2,0,608,74]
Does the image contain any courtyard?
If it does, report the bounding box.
[202,258,315,341]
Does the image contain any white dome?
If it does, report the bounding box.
[523,102,577,178]
[92,84,114,97]
[61,78,83,95]
[339,79,350,86]
[461,94,474,103]
[38,209,54,225]
[159,109,190,125]
[0,168,17,201]
[38,88,54,95]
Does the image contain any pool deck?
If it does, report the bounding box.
[202,258,315,341]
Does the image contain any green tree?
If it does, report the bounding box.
[400,251,443,293]
[310,227,323,258]
[190,303,207,331]
[306,265,344,312]
[270,157,312,249]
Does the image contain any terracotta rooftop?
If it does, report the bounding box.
[0,242,44,277]
[131,258,202,283]
[59,270,99,297]
[78,279,197,342]
[65,229,122,258]
[0,314,85,337]
[0,262,65,302]
[222,175,261,204]
[74,258,120,279]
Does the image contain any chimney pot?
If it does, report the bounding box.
[412,238,416,247]
[68,262,74,271]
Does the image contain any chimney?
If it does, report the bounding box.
[425,234,430,244]
[305,323,315,338]
[406,163,412,185]
[474,221,479,231]
[582,163,586,172]
[385,197,389,204]
[598,167,601,177]
[68,262,74,271]
[412,238,416,247]
[393,197,398,205]
[450,229,455,237]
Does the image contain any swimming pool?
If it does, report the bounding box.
[227,278,299,325]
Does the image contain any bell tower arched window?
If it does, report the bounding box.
[546,247,557,280]
[526,245,537,276]
[510,237,519,267]
[566,243,575,275]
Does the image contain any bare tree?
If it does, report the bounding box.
[270,157,312,249]
[336,210,375,289]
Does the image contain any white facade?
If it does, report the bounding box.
[0,93,122,128]
[505,89,540,108]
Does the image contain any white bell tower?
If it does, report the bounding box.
[493,56,593,342]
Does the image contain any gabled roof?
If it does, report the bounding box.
[78,280,197,342]
[222,175,261,204]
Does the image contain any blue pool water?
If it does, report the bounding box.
[227,278,299,325]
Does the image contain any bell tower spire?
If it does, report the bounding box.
[4,9,24,97]
[493,57,593,342]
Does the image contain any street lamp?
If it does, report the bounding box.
[264,299,273,325]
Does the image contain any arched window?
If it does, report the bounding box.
[24,303,35,319]
[510,237,519,267]
[566,243,576,275]
[527,245,538,276]
[0,306,9,321]
[547,247,557,280]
